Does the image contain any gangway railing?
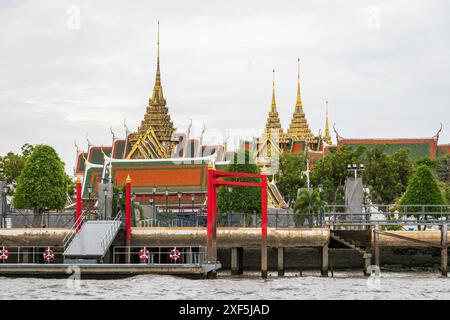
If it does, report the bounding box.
[62,214,86,250]
[324,204,450,227]
[100,213,122,253]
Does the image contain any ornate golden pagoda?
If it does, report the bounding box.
[286,58,315,144]
[130,22,176,156]
[264,69,285,141]
[323,101,332,145]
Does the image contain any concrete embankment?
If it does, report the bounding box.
[0,228,447,271]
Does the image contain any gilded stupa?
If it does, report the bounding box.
[130,22,176,156]
[286,58,315,144]
[323,101,332,145]
[264,69,285,141]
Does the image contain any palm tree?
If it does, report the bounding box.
[293,188,322,227]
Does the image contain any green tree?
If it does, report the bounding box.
[363,147,412,204]
[311,146,365,205]
[217,151,261,221]
[400,165,447,226]
[274,152,307,206]
[13,145,68,227]
[433,155,450,183]
[293,188,322,227]
[0,144,34,194]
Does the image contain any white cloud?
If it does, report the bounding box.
[0,0,449,175]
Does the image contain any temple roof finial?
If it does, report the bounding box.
[295,57,303,113]
[271,69,276,111]
[151,21,165,106]
[324,100,332,145]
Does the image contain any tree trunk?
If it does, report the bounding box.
[32,209,43,228]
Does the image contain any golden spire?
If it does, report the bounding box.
[151,21,165,106]
[324,100,332,145]
[286,58,314,143]
[295,58,303,113]
[271,69,276,111]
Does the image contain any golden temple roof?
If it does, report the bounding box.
[264,69,285,142]
[286,58,314,143]
[131,22,176,157]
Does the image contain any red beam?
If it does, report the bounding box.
[212,169,263,179]
[212,180,262,188]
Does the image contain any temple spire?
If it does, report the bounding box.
[151,21,165,106]
[271,69,277,111]
[323,101,332,145]
[286,58,314,143]
[295,58,303,113]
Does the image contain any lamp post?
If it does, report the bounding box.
[131,192,136,226]
[191,193,195,226]
[347,164,365,180]
[87,185,92,220]
[103,187,108,220]
[0,168,4,228]
[152,185,157,226]
[1,185,7,229]
[118,192,123,218]
[318,184,324,227]
[177,192,182,226]
[165,188,169,215]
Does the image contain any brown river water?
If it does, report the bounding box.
[1,271,449,300]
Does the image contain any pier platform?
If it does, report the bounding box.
[0,263,221,279]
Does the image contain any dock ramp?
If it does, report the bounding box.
[63,215,121,263]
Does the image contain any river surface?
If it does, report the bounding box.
[1,271,449,300]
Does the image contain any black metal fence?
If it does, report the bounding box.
[2,211,75,228]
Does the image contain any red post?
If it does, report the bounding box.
[207,166,214,263]
[261,175,268,279]
[75,176,82,232]
[125,175,132,240]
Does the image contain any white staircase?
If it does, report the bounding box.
[63,214,122,263]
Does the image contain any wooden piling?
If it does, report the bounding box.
[441,224,448,277]
[320,244,329,277]
[277,247,285,276]
[231,247,243,275]
[374,225,380,268]
[363,252,371,276]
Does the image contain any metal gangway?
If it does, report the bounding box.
[63,214,122,263]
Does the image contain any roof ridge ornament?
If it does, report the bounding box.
[86,133,93,149]
[123,119,130,136]
[433,123,443,141]
[333,123,344,142]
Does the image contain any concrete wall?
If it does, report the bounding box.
[131,227,329,248]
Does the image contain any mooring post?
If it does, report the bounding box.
[441,223,448,277]
[321,243,329,277]
[374,224,380,268]
[125,175,132,264]
[261,175,268,279]
[75,176,82,232]
[231,247,243,275]
[207,166,214,263]
[363,252,371,276]
[277,247,285,276]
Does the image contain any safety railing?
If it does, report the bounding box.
[100,213,122,253]
[112,246,206,265]
[62,214,86,250]
[324,205,450,227]
[138,210,303,228]
[0,246,64,264]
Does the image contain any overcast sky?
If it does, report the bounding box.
[1,0,449,176]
